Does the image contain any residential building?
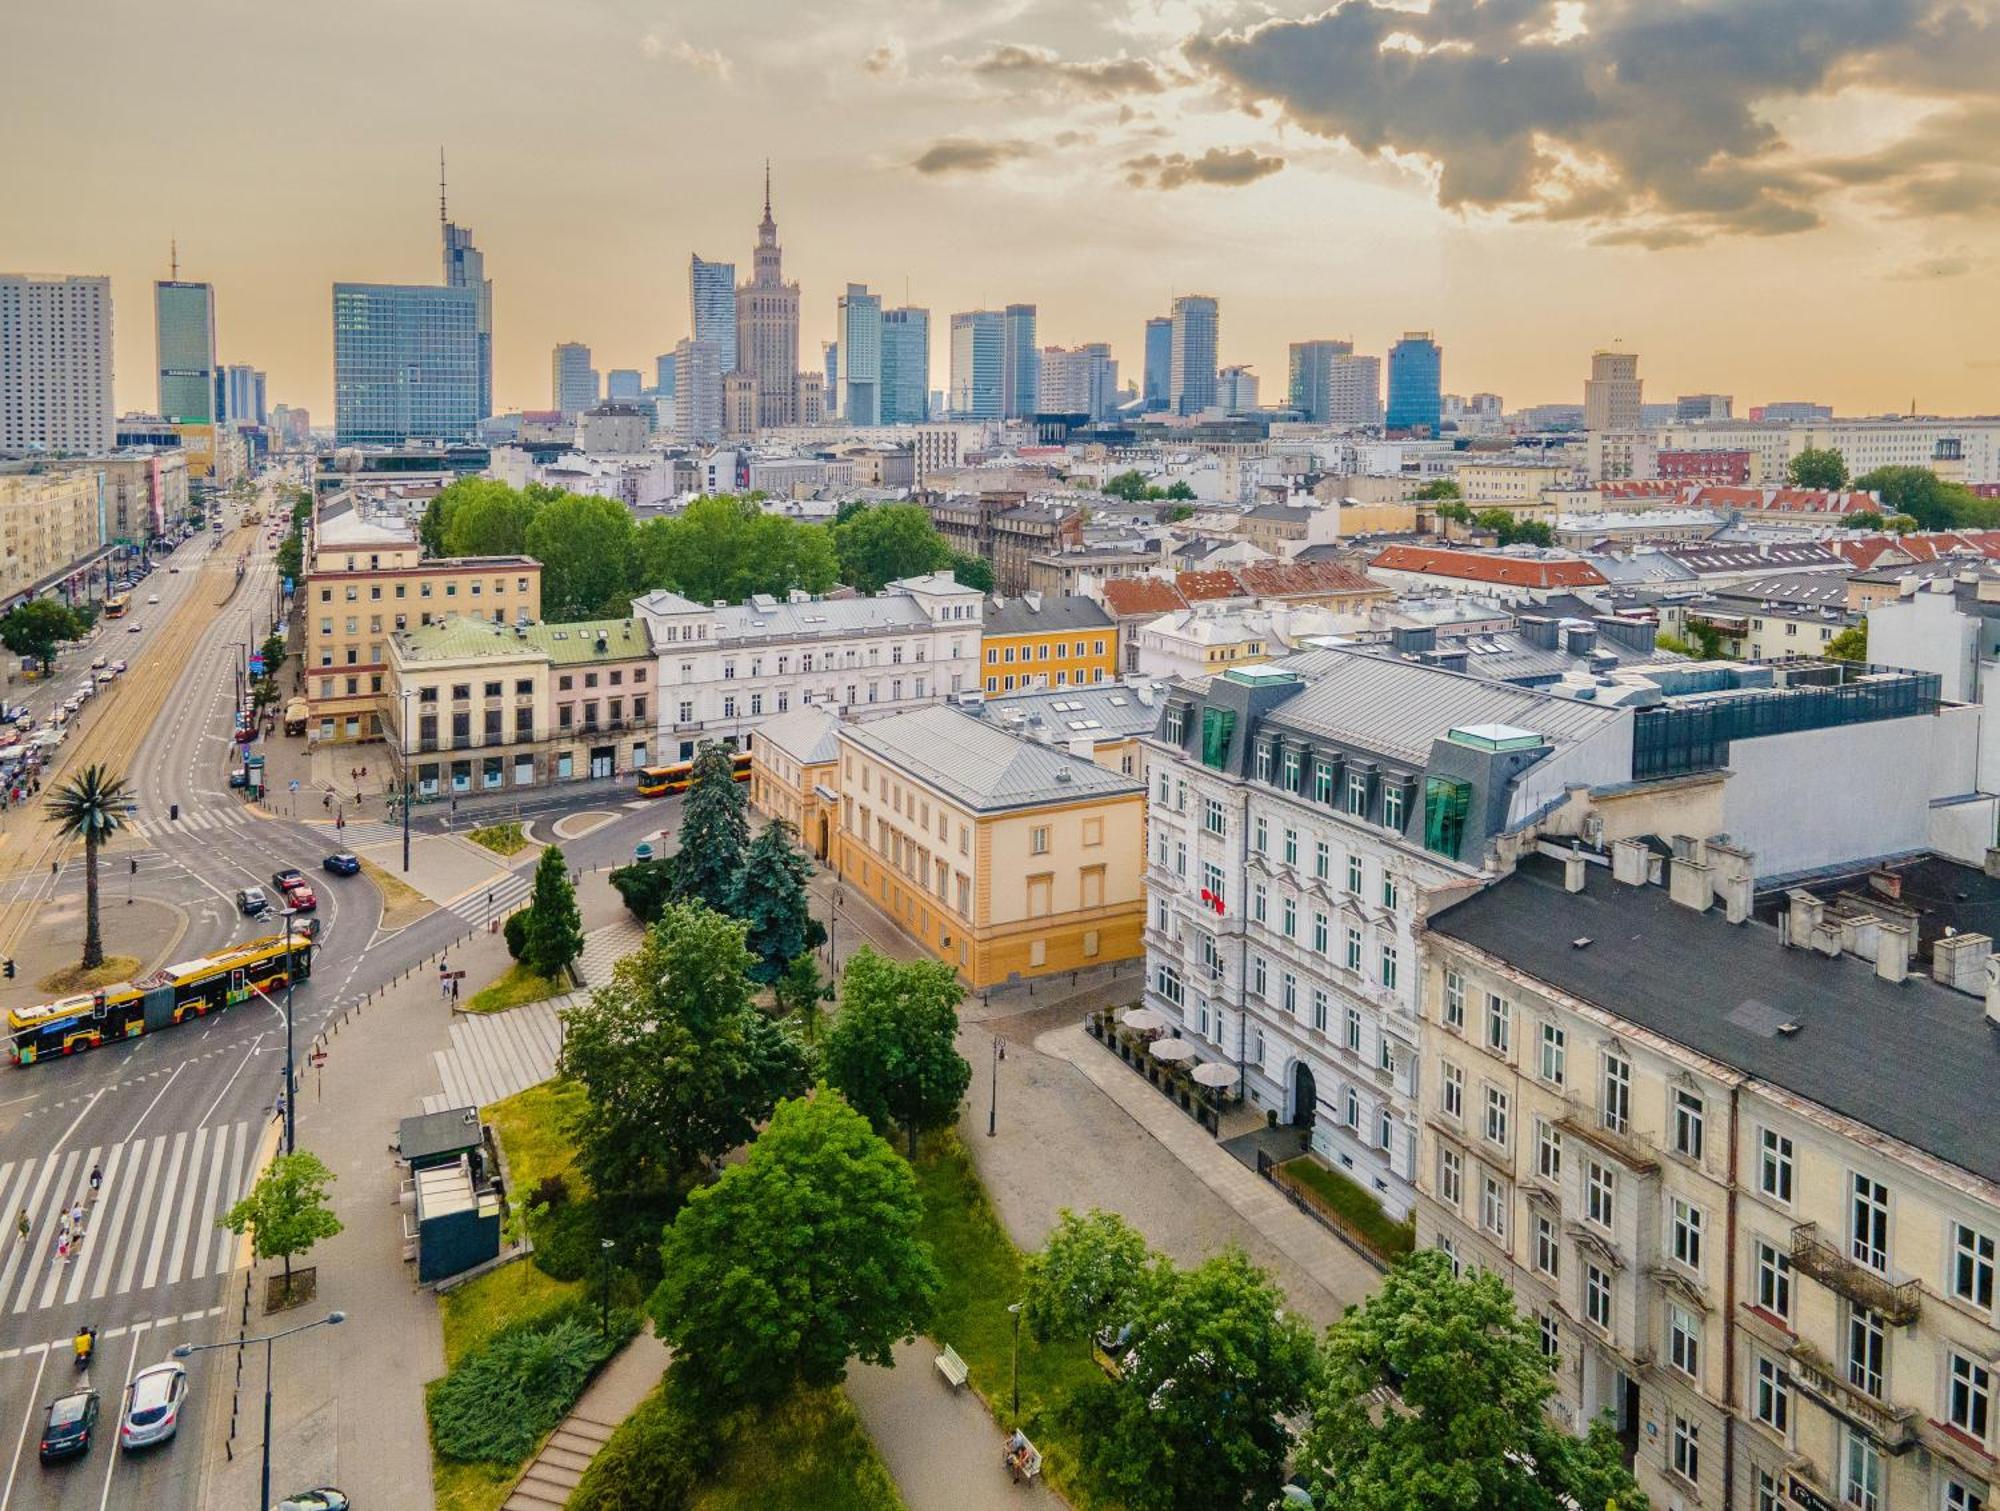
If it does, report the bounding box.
[748,704,843,858]
[689,255,737,361]
[0,274,113,454]
[838,284,883,427]
[631,571,985,759]
[1386,332,1442,436]
[1368,545,1608,600]
[1674,393,1732,422]
[440,202,493,420]
[1658,448,1756,484]
[1288,340,1351,422]
[1040,344,1117,421]
[40,450,188,545]
[1027,543,1160,598]
[880,307,931,425]
[1178,560,1393,613]
[550,342,597,417]
[970,678,1168,779]
[1456,459,1577,506]
[1098,577,1191,669]
[950,310,1003,420]
[735,168,800,430]
[1584,350,1642,431]
[1170,295,1219,416]
[981,593,1118,694]
[1002,304,1039,420]
[1218,365,1259,414]
[153,279,218,425]
[671,337,723,446]
[1133,607,1273,680]
[831,704,1146,988]
[576,405,648,455]
[331,283,479,444]
[0,466,106,603]
[1142,317,1173,412]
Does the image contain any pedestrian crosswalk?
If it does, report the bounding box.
[449,868,535,925]
[126,806,255,839]
[329,819,400,847]
[0,1121,255,1317]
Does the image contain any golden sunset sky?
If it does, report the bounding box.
[4,0,1997,420]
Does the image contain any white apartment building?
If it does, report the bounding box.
[1591,417,2000,487]
[632,570,985,759]
[0,275,114,455]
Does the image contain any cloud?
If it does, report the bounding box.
[1812,102,2000,217]
[1182,0,2000,243]
[641,35,735,80]
[1886,254,1975,280]
[1124,145,1283,189]
[965,43,1176,98]
[911,136,1038,175]
[861,39,906,78]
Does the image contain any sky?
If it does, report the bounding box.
[4,0,1999,422]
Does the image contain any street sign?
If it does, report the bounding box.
[249,656,265,674]
[289,779,300,792]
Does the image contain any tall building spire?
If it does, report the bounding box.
[169,238,178,280]
[763,158,772,220]
[439,146,448,224]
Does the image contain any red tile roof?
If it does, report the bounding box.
[1175,570,1245,602]
[1836,530,2000,569]
[1227,560,1386,600]
[1369,545,1607,589]
[1099,578,1189,617]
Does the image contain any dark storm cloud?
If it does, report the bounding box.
[910,136,1038,175]
[1125,146,1285,189]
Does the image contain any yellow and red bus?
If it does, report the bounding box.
[102,593,130,619]
[635,750,752,798]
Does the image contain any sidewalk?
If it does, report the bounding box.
[502,1330,671,1510]
[845,1338,1058,1511]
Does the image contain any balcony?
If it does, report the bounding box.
[1785,1339,1919,1453]
[1789,1224,1922,1326]
[1554,1105,1660,1175]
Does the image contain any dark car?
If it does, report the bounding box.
[39,1389,99,1462]
[271,868,304,891]
[322,853,360,877]
[236,886,269,917]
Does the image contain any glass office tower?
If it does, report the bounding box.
[332,283,480,443]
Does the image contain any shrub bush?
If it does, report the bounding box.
[608,859,675,925]
[428,1300,639,1464]
[567,1373,711,1511]
[530,1173,569,1211]
[529,1197,599,1281]
[503,910,529,962]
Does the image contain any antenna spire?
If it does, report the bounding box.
[439,146,448,224]
[763,158,771,217]
[169,238,178,281]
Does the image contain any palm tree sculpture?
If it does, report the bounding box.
[46,765,132,972]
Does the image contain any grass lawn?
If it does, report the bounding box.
[36,956,139,994]
[693,1386,905,1511]
[464,962,564,1015]
[1278,1155,1415,1261]
[912,1132,1108,1507]
[358,857,435,930]
[468,821,530,857]
[485,1079,587,1196]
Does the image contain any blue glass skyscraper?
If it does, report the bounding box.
[1002,303,1038,419]
[332,283,480,443]
[689,256,737,363]
[1142,317,1172,412]
[949,311,1003,420]
[1386,331,1442,435]
[880,307,931,425]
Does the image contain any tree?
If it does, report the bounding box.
[557,902,809,1197]
[441,477,545,557]
[1101,469,1153,502]
[834,503,952,592]
[525,492,637,618]
[651,1089,939,1412]
[822,949,971,1157]
[45,765,131,970]
[771,952,833,1043]
[1021,1209,1152,1344]
[1164,504,1195,523]
[1684,618,1725,660]
[1787,447,1849,490]
[522,844,584,980]
[1826,623,1868,661]
[1414,478,1463,501]
[632,495,840,605]
[607,857,675,925]
[948,551,995,592]
[1839,511,1885,530]
[1300,1250,1646,1511]
[1073,1249,1320,1511]
[0,598,89,675]
[733,821,823,984]
[219,1150,343,1292]
[1853,466,1999,531]
[1434,500,1473,526]
[669,741,749,913]
[1163,479,1196,501]
[1472,508,1553,548]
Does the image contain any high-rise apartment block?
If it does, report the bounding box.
[735,169,800,430]
[1386,331,1442,435]
[331,283,480,444]
[154,278,218,425]
[1584,349,1642,431]
[1002,303,1039,420]
[1287,340,1350,421]
[0,274,113,455]
[689,256,737,364]
[1040,344,1118,421]
[838,284,883,428]
[672,337,723,445]
[880,307,931,425]
[550,342,598,417]
[1169,295,1219,417]
[950,311,1003,420]
[1143,317,1172,412]
[1217,364,1259,414]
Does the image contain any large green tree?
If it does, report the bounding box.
[948,551,995,592]
[557,902,808,1198]
[1414,478,1464,501]
[651,1088,939,1412]
[1472,508,1553,548]
[525,493,637,618]
[822,949,971,1157]
[1,599,90,675]
[45,765,132,970]
[733,821,824,984]
[1021,1208,1152,1345]
[1300,1250,1646,1511]
[1853,466,1998,531]
[834,503,952,592]
[521,844,584,980]
[632,495,840,605]
[1787,447,1849,490]
[441,478,550,557]
[669,741,749,913]
[1073,1249,1320,1511]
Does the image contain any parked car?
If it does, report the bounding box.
[118,1362,186,1449]
[96,671,116,686]
[227,768,248,789]
[322,852,361,877]
[275,1491,349,1511]
[236,886,269,917]
[38,1389,99,1462]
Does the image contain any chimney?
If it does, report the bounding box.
[1562,624,1598,657]
[1718,872,1752,924]
[1669,856,1714,913]
[1611,837,1651,887]
[1875,922,1912,985]
[1518,615,1560,650]
[1932,930,1992,994]
[1563,848,1587,893]
[1985,847,2000,881]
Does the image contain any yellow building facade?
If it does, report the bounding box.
[981,592,1118,695]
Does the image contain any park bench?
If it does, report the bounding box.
[934,1343,969,1390]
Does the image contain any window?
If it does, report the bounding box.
[1444,970,1465,1031]
[1843,1429,1881,1511]
[1484,1086,1510,1148]
[1538,1311,1560,1360]
[1438,1148,1462,1208]
[1673,1089,1705,1161]
[1312,912,1329,955]
[1281,897,1296,939]
[1344,1088,1359,1128]
[1281,974,1297,1016]
[1952,1222,1996,1312]
[1347,772,1368,813]
[1031,826,1050,855]
[1671,1198,1705,1273]
[1534,1214,1559,1277]
[1253,815,1268,854]
[1759,1129,1794,1204]
[1254,743,1273,783]
[1283,828,1298,866]
[1251,955,1267,998]
[1586,1161,1615,1229]
[1201,862,1225,906]
[1753,1353,1790,1434]
[1202,797,1226,836]
[1847,1306,1885,1399]
[1346,854,1362,894]
[1154,965,1184,1008]
[1536,1121,1562,1183]
[1441,1063,1463,1120]
[1850,1173,1889,1273]
[1251,884,1267,924]
[1584,1263,1612,1329]
[1379,944,1398,989]
[1383,785,1406,829]
[1381,873,1399,910]
[1311,989,1328,1033]
[1282,749,1301,791]
[1756,1471,1782,1511]
[1669,1303,1701,1379]
[1314,838,1330,880]
[1163,705,1187,743]
[1538,1023,1565,1085]
[1948,1352,1991,1440]
[1754,1240,1792,1322]
[1313,760,1334,804]
[1485,994,1511,1055]
[1601,1052,1631,1133]
[1670,1413,1699,1486]
[1480,1174,1507,1239]
[1344,1006,1362,1054]
[1944,1481,1987,1511]
[1345,927,1362,972]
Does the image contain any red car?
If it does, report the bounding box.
[277,877,316,912]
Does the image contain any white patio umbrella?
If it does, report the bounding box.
[1190,1062,1239,1088]
[1149,1037,1197,1063]
[1119,1006,1170,1033]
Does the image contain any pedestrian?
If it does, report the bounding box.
[322,792,331,812]
[52,1234,68,1269]
[50,859,57,877]
[69,1201,84,1235]
[15,1208,28,1245]
[451,977,460,1002]
[55,1210,69,1241]
[88,1164,101,1201]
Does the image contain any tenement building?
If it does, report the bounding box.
[1421,841,2000,1511]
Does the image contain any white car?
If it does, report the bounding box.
[146,594,159,604]
[118,1361,187,1448]
[90,655,107,669]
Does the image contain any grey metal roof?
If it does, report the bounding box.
[841,705,1143,812]
[1591,553,1699,586]
[754,706,843,766]
[716,594,931,642]
[1260,648,1622,764]
[972,679,1171,743]
[1432,854,2000,1187]
[983,594,1115,635]
[1708,572,1856,610]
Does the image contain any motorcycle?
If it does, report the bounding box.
[73,1326,96,1372]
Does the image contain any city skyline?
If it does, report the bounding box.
[5,0,1998,421]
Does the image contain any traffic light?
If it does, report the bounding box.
[129,857,138,876]
[2,958,13,979]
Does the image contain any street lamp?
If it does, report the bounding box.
[396,687,419,874]
[173,1310,345,1511]
[276,904,301,1154]
[598,1238,616,1339]
[1007,1301,1023,1421]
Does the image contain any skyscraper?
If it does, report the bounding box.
[1143,317,1172,412]
[735,164,800,430]
[949,311,1004,420]
[689,256,737,363]
[0,274,113,454]
[1217,365,1259,413]
[880,307,931,425]
[332,283,479,444]
[154,275,218,424]
[605,369,643,401]
[1002,303,1039,419]
[223,364,267,427]
[823,342,838,421]
[1040,344,1118,421]
[673,336,723,444]
[1326,354,1383,426]
[551,342,598,416]
[1584,349,1642,431]
[1287,339,1351,422]
[439,156,493,421]
[1386,332,1442,435]
[1169,295,1219,416]
[654,352,678,399]
[837,284,883,427]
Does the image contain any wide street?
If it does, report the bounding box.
[0,473,675,1511]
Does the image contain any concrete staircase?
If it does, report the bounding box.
[502,1410,617,1509]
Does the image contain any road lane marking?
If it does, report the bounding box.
[95,1318,148,1511]
[76,1142,127,1304]
[161,1125,208,1286]
[137,1132,185,1291]
[0,1339,47,1510]
[122,1060,183,1142]
[111,1137,163,1298]
[189,1131,227,1283]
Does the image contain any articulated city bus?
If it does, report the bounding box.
[6,931,312,1064]
[102,594,129,620]
[635,750,752,798]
